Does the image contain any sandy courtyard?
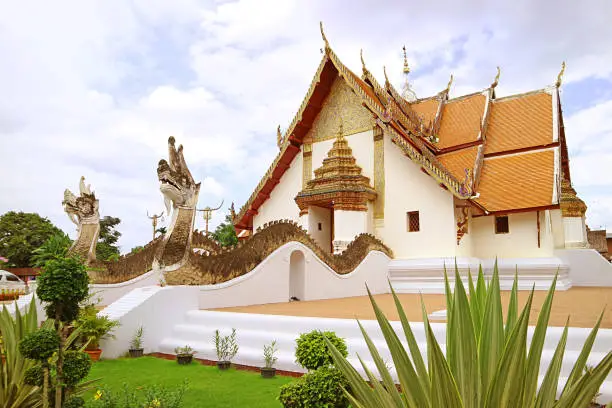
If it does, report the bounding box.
[213,287,612,329]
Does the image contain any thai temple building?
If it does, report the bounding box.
[232,24,607,291]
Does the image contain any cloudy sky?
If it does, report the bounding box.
[1,0,611,252]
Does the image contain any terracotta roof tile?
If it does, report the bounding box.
[475,149,555,212]
[485,91,553,155]
[410,98,439,125]
[438,146,480,182]
[437,93,486,149]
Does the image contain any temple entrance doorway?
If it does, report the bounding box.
[308,206,334,253]
[289,250,305,301]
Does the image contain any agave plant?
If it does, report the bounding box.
[0,298,48,408]
[326,262,612,408]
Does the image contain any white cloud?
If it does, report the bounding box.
[1,0,612,252]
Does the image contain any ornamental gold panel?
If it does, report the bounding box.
[373,126,385,219]
[302,143,313,188]
[307,77,375,143]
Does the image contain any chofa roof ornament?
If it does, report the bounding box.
[555,61,566,88]
[401,45,417,102]
[491,66,501,89]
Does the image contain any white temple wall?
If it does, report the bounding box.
[252,152,303,231]
[379,134,457,259]
[311,129,374,180]
[471,211,556,258]
[308,206,332,252]
[549,209,566,248]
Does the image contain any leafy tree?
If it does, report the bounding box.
[0,211,63,267]
[130,246,144,254]
[155,226,167,236]
[31,233,73,267]
[96,216,121,261]
[211,214,238,247]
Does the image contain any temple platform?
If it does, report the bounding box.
[212,286,612,329]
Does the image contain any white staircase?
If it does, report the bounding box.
[158,310,612,403]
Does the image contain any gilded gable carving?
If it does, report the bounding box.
[305,77,375,143]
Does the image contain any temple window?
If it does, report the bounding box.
[318,223,322,231]
[407,211,420,232]
[495,215,509,234]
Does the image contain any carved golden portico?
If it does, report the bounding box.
[295,125,377,253]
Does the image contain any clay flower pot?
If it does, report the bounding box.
[177,354,193,365]
[260,367,276,378]
[85,349,102,362]
[217,361,231,370]
[129,348,144,358]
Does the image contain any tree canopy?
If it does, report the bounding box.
[212,214,239,247]
[0,211,64,267]
[96,216,122,261]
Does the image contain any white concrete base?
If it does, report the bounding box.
[556,249,612,287]
[388,257,572,293]
[157,309,612,404]
[91,269,161,307]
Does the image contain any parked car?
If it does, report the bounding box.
[0,270,26,291]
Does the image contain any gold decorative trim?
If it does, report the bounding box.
[373,125,385,219]
[302,143,312,188]
[560,178,587,217]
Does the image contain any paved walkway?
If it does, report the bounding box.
[213,287,612,329]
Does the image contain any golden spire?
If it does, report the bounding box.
[336,122,345,141]
[360,49,369,76]
[277,125,282,149]
[402,45,410,74]
[383,66,390,84]
[491,66,501,89]
[556,61,566,88]
[320,21,330,52]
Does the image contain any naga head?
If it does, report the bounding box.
[157,136,200,214]
[62,177,100,225]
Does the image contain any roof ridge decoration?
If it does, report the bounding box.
[401,45,418,102]
[491,66,501,89]
[555,61,566,88]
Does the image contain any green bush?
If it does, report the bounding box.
[36,256,89,322]
[279,366,349,408]
[18,328,60,361]
[91,381,189,408]
[63,351,92,387]
[295,330,347,370]
[24,365,44,387]
[63,395,85,408]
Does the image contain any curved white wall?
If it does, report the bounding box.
[197,242,391,309]
[91,270,159,307]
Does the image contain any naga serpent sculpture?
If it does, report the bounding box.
[67,136,392,285]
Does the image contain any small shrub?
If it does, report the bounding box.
[174,345,196,356]
[63,395,85,408]
[279,366,349,408]
[24,365,44,387]
[18,328,60,361]
[130,325,144,349]
[63,350,92,387]
[295,330,347,371]
[263,340,278,368]
[91,381,188,408]
[214,328,239,362]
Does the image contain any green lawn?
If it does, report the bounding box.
[84,357,294,407]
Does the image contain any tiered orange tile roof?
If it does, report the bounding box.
[234,27,564,231]
[485,91,554,155]
[475,150,556,212]
[436,93,486,149]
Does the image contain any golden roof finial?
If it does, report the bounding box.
[320,21,330,51]
[445,74,454,93]
[402,45,410,74]
[556,61,566,88]
[491,66,501,89]
[360,49,369,76]
[383,66,390,84]
[337,122,344,141]
[277,125,282,148]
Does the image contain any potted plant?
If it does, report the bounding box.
[214,328,238,370]
[129,326,144,358]
[261,340,278,378]
[174,345,196,365]
[74,304,120,361]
